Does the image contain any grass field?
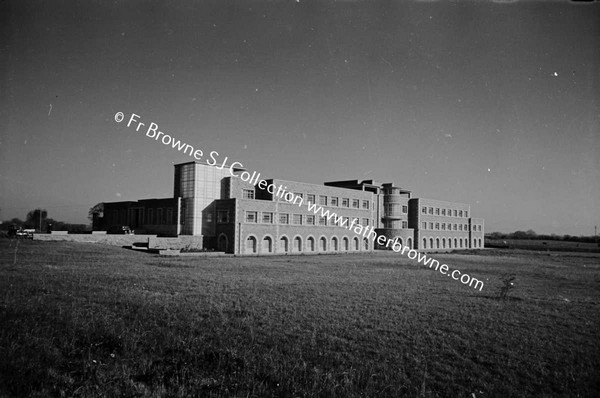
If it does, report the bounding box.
[485,239,600,253]
[1,240,599,397]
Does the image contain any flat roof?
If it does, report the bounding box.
[173,161,246,172]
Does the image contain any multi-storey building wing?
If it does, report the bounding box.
[213,176,376,254]
[98,161,484,254]
[410,198,483,251]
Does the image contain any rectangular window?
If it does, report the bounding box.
[453,210,458,217]
[318,216,327,226]
[243,189,255,199]
[362,218,370,226]
[464,224,468,230]
[157,208,163,225]
[294,192,303,200]
[429,222,434,230]
[435,208,440,215]
[429,207,434,215]
[402,221,408,229]
[342,198,349,207]
[306,215,315,225]
[459,210,463,217]
[217,210,229,223]
[352,199,360,208]
[167,208,173,224]
[279,213,289,224]
[402,205,408,214]
[147,209,153,224]
[262,212,273,224]
[245,211,257,223]
[441,223,446,230]
[307,194,316,204]
[441,209,446,216]
[459,224,463,231]
[454,224,457,231]
[292,214,302,225]
[362,200,369,209]
[331,197,339,206]
[318,195,327,206]
[422,222,427,229]
[465,211,469,218]
[422,206,427,214]
[435,222,440,230]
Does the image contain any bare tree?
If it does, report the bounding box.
[88,203,104,222]
[25,209,48,231]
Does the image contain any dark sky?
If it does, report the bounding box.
[1,0,598,235]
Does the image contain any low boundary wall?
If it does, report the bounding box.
[148,236,203,250]
[33,233,203,250]
[34,233,158,247]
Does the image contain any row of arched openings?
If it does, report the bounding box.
[218,233,483,253]
[421,237,483,249]
[241,234,370,254]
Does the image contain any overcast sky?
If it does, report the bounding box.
[1,0,598,235]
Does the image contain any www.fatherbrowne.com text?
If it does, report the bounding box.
[115,111,484,291]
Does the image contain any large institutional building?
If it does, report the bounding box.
[98,162,484,254]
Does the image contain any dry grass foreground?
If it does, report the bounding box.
[1,240,599,397]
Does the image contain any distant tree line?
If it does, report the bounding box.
[0,208,90,233]
[486,230,598,244]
